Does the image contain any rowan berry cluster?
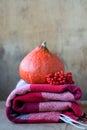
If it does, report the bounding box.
[46,71,74,85]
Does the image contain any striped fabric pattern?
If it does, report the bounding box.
[6,80,83,123]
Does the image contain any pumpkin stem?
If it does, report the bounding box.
[41,41,48,51]
[41,41,47,48]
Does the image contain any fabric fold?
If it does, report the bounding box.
[6,80,83,123]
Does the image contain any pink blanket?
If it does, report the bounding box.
[6,80,83,123]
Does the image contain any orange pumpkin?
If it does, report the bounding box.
[19,41,64,83]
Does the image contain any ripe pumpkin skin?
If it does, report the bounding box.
[19,42,64,83]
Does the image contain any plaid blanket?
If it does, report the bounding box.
[6,80,83,123]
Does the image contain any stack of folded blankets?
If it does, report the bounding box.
[6,79,83,123]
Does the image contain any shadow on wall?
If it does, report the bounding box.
[0,43,27,100]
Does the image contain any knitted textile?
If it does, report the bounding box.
[6,80,83,123]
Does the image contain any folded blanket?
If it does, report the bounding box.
[6,80,83,123]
